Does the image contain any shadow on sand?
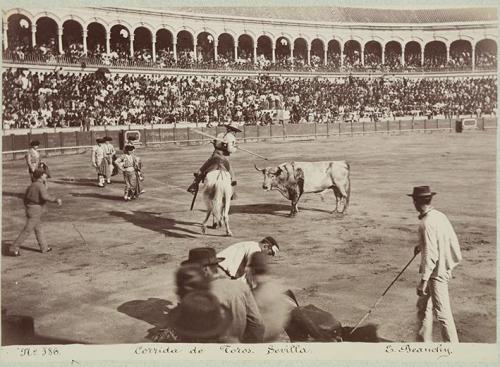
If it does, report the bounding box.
[2,191,25,200]
[230,203,331,216]
[2,313,86,345]
[72,192,124,201]
[117,298,174,341]
[109,210,200,238]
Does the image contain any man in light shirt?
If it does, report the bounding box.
[409,186,462,343]
[217,237,280,288]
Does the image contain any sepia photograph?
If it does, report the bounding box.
[0,0,497,363]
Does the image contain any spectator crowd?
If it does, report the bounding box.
[2,67,497,129]
[4,38,497,73]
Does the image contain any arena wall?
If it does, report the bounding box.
[3,117,496,161]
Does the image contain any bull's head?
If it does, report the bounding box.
[254,163,283,191]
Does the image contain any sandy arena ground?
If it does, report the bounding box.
[1,131,496,344]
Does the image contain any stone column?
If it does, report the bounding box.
[105,29,110,54]
[360,49,364,66]
[445,43,450,65]
[290,47,294,63]
[420,47,424,67]
[253,44,257,64]
[323,48,327,66]
[173,41,177,61]
[401,47,405,66]
[340,42,344,67]
[31,24,37,48]
[152,34,156,62]
[3,26,8,50]
[194,43,197,62]
[57,26,63,54]
[272,47,275,63]
[307,46,311,65]
[213,40,218,61]
[129,34,134,58]
[382,47,385,65]
[234,43,238,60]
[471,44,475,71]
[82,29,88,55]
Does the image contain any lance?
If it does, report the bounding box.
[191,129,269,161]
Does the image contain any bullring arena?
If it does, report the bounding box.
[1,3,498,350]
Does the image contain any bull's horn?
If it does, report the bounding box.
[254,163,264,172]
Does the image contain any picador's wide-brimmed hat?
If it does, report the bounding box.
[96,138,104,144]
[124,145,135,152]
[181,247,224,267]
[30,140,40,147]
[103,136,113,142]
[407,186,437,198]
[169,291,231,339]
[224,122,242,133]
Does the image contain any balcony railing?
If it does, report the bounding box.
[2,51,497,75]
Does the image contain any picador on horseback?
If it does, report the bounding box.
[187,122,241,199]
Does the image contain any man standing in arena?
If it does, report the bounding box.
[217,237,280,289]
[180,247,265,343]
[187,123,241,198]
[114,145,141,200]
[25,141,41,182]
[91,138,106,187]
[409,186,462,343]
[102,137,116,184]
[8,168,62,256]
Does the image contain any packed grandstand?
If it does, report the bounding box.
[1,6,498,129]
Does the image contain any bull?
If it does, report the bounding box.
[255,161,350,217]
[201,170,233,236]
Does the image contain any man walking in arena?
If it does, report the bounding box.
[114,145,141,200]
[409,186,462,343]
[8,168,62,256]
[102,137,116,184]
[91,138,106,187]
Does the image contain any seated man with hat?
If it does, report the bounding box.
[169,290,232,343]
[187,122,241,198]
[181,247,265,343]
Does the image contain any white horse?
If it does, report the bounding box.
[201,170,233,236]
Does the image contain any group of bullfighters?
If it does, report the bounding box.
[91,136,145,200]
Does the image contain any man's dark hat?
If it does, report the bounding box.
[30,140,40,147]
[224,123,242,133]
[124,145,135,152]
[169,291,231,339]
[96,138,104,144]
[103,136,113,142]
[407,186,437,198]
[127,136,138,141]
[181,247,225,267]
[262,236,279,249]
